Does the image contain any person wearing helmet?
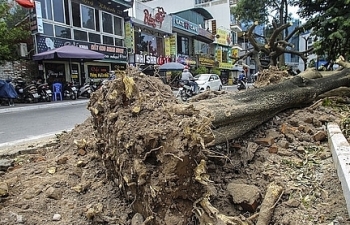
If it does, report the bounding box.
[181,66,199,94]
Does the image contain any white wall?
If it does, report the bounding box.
[141,0,232,31]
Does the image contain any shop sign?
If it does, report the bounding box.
[219,62,233,70]
[124,21,134,53]
[214,28,233,46]
[177,54,196,65]
[88,65,109,78]
[144,7,166,28]
[36,35,128,62]
[134,2,172,33]
[134,54,171,65]
[198,56,215,67]
[29,1,43,34]
[198,28,214,41]
[172,15,198,35]
[111,63,127,70]
[164,34,177,57]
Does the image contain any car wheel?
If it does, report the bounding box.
[218,85,222,91]
[206,86,210,91]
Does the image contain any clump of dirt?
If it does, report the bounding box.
[254,66,292,88]
[0,68,350,225]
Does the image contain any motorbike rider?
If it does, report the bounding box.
[180,66,199,94]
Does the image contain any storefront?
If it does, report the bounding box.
[126,1,172,73]
[213,27,235,79]
[31,0,131,85]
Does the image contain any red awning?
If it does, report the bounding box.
[15,0,35,8]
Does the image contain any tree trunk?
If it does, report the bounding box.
[193,67,350,145]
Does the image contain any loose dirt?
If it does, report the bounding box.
[0,69,350,225]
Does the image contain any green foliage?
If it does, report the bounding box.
[297,0,350,60]
[210,67,221,75]
[230,0,269,25]
[0,1,31,60]
[193,66,208,75]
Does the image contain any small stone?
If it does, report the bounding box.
[76,161,87,167]
[304,117,313,124]
[277,140,289,148]
[16,214,24,223]
[284,199,300,208]
[46,186,62,200]
[132,213,144,225]
[0,159,14,171]
[255,136,274,146]
[78,149,87,156]
[56,157,68,165]
[52,214,61,221]
[295,146,305,154]
[313,131,327,142]
[0,182,9,197]
[268,145,278,154]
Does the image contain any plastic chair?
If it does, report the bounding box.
[52,83,63,101]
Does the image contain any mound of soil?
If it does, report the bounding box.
[0,69,350,225]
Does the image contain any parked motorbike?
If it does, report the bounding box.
[77,81,94,98]
[237,78,247,91]
[36,82,52,102]
[177,80,198,101]
[13,78,40,103]
[63,82,78,100]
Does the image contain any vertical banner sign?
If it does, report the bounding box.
[35,1,44,34]
[164,36,170,57]
[232,48,238,59]
[216,46,222,63]
[169,34,177,56]
[124,21,134,53]
[211,20,217,35]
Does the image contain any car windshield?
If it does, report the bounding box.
[195,74,210,80]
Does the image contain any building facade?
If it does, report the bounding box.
[31,0,132,85]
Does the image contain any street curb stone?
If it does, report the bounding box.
[327,122,350,217]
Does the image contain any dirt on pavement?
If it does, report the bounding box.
[0,68,350,225]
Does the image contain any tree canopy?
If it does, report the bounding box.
[231,0,350,64]
[296,0,350,61]
[0,0,31,61]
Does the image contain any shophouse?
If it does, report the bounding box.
[171,9,215,70]
[126,1,172,74]
[141,0,242,82]
[30,0,132,85]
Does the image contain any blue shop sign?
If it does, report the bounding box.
[172,15,199,35]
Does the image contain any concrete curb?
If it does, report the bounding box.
[0,99,89,114]
[327,122,350,216]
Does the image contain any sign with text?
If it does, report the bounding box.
[133,54,171,65]
[134,2,172,33]
[36,35,128,62]
[172,15,198,35]
[88,65,109,78]
[214,28,233,46]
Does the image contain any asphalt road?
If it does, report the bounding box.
[0,103,90,146]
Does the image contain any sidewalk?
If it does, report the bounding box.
[0,98,89,114]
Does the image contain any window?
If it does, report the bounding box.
[115,38,123,46]
[74,29,87,41]
[103,36,114,45]
[89,33,101,43]
[72,2,81,27]
[52,0,64,23]
[43,23,54,36]
[114,17,123,36]
[177,36,189,55]
[55,25,71,39]
[37,0,65,23]
[81,5,95,30]
[102,12,113,34]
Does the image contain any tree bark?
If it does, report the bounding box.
[192,67,350,145]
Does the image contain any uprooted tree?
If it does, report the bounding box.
[86,58,350,224]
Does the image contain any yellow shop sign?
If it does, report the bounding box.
[219,62,233,70]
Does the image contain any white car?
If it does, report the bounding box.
[194,74,223,92]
